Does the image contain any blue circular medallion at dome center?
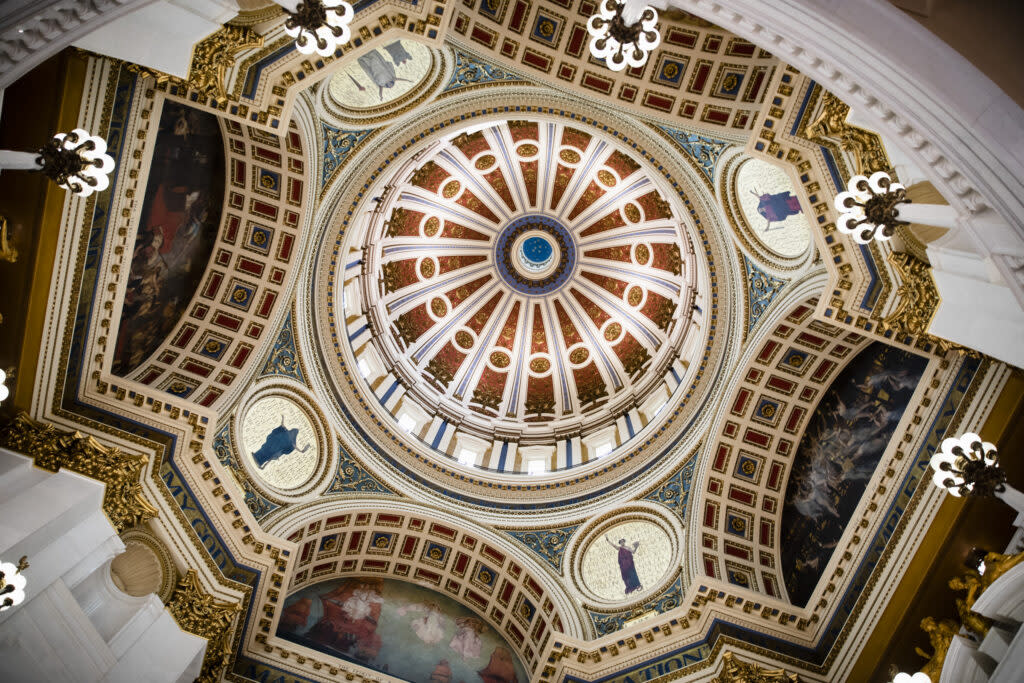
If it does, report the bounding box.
[494,214,576,295]
[521,236,553,265]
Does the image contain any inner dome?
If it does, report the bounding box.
[331,116,710,475]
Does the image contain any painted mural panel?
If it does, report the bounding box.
[780,341,928,606]
[112,102,225,376]
[278,577,528,683]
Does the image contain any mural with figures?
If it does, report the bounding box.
[278,577,528,683]
[780,342,928,606]
[736,158,810,258]
[580,520,673,602]
[112,102,224,376]
[327,39,432,110]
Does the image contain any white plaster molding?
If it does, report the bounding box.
[0,0,156,91]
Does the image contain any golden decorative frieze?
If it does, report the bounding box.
[877,252,977,356]
[949,571,993,638]
[711,652,800,682]
[126,24,264,105]
[0,412,158,532]
[877,252,940,339]
[167,569,242,683]
[802,90,889,176]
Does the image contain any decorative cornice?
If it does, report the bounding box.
[0,412,158,532]
[0,0,148,90]
[123,23,264,106]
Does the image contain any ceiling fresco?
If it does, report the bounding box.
[278,577,528,683]
[13,7,1016,683]
[113,101,225,377]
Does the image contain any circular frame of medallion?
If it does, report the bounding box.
[566,504,685,609]
[718,149,815,274]
[317,40,447,127]
[231,380,335,502]
[115,527,178,603]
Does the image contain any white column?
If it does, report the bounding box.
[894,203,959,230]
[621,0,647,25]
[0,150,41,170]
[927,229,1024,369]
[72,0,241,78]
[0,449,207,682]
[996,485,1024,517]
[275,0,300,11]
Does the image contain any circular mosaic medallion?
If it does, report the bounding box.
[735,158,811,258]
[240,396,318,490]
[580,520,673,602]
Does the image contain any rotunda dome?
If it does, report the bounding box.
[320,111,723,484]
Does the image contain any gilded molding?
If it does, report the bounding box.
[878,252,975,356]
[0,412,158,532]
[167,569,242,683]
[0,215,18,263]
[711,652,800,682]
[915,617,959,682]
[126,24,264,105]
[801,90,889,176]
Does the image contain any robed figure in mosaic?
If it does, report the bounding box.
[606,534,642,594]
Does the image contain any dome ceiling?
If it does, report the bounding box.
[351,119,702,456]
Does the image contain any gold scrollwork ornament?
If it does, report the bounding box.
[0,412,158,532]
[167,569,242,683]
[711,651,800,682]
[126,24,263,105]
[803,90,889,176]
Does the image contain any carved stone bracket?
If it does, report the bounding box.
[0,412,158,532]
[167,569,242,683]
[711,651,800,682]
[125,23,264,106]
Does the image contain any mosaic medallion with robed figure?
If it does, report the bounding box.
[328,117,711,473]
